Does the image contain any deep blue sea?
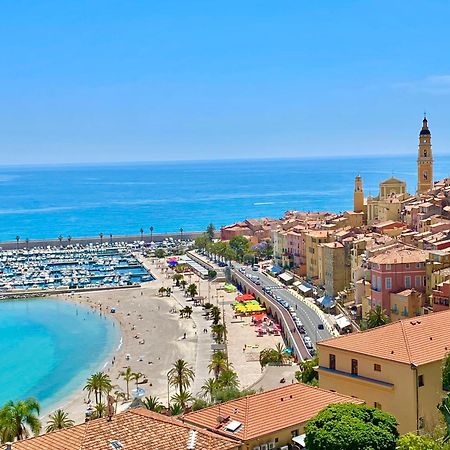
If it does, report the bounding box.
[0,298,119,411]
[0,155,449,241]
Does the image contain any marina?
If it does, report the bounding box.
[0,244,153,292]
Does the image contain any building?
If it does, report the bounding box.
[317,309,450,434]
[366,177,409,225]
[305,230,330,283]
[353,175,364,214]
[417,115,433,194]
[321,241,346,297]
[432,279,450,312]
[4,409,241,450]
[368,245,427,316]
[182,384,363,450]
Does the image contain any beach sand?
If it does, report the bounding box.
[41,256,287,426]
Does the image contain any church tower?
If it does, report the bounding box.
[354,175,364,213]
[417,115,433,194]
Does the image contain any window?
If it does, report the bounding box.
[416,263,421,269]
[374,363,381,372]
[415,276,421,288]
[374,402,382,409]
[351,359,358,375]
[329,354,336,370]
[419,375,424,387]
[377,276,382,291]
[405,276,411,289]
[291,429,299,438]
[405,263,410,269]
[385,277,392,290]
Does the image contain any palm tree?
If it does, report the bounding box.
[0,398,41,442]
[200,378,218,402]
[365,305,389,329]
[113,390,127,412]
[83,372,112,405]
[180,280,187,291]
[119,367,134,399]
[58,234,63,246]
[180,227,184,240]
[158,287,167,297]
[15,235,20,250]
[169,402,183,416]
[45,409,74,433]
[150,226,154,242]
[173,273,184,287]
[171,391,193,409]
[143,396,164,413]
[109,233,113,245]
[259,344,287,369]
[67,235,72,246]
[133,371,145,389]
[210,306,221,325]
[166,287,172,297]
[208,351,228,380]
[187,283,198,299]
[167,359,195,397]
[184,306,193,318]
[217,368,239,390]
[140,228,144,240]
[25,238,29,251]
[99,232,104,245]
[91,402,107,419]
[211,323,226,344]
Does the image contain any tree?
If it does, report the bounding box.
[45,409,74,433]
[143,396,164,413]
[15,235,20,250]
[99,232,104,245]
[173,273,184,287]
[180,280,187,291]
[169,402,183,416]
[191,398,210,411]
[305,403,398,450]
[155,248,165,258]
[397,434,443,450]
[211,323,226,344]
[259,344,288,369]
[217,368,239,391]
[166,287,172,297]
[365,305,389,329]
[58,234,63,245]
[296,356,319,386]
[171,391,193,410]
[119,367,134,399]
[200,378,218,402]
[83,372,112,405]
[229,236,250,261]
[210,305,221,325]
[195,234,210,250]
[443,353,450,391]
[167,359,195,397]
[132,371,145,389]
[91,402,107,419]
[208,351,228,380]
[150,226,154,242]
[0,398,41,442]
[438,394,450,442]
[206,223,215,241]
[158,287,166,297]
[140,228,144,240]
[187,283,198,299]
[184,306,193,318]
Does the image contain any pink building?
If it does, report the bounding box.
[433,280,450,312]
[286,227,307,275]
[369,246,428,314]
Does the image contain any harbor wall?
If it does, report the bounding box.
[0,231,213,251]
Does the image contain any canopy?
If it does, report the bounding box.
[252,313,267,322]
[335,314,352,331]
[279,272,294,283]
[298,283,313,294]
[270,265,283,274]
[168,260,178,266]
[317,295,335,308]
[235,293,255,302]
[292,434,306,448]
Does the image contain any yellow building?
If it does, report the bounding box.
[426,249,450,299]
[183,384,362,450]
[389,289,423,321]
[354,175,364,213]
[305,230,330,283]
[417,115,433,193]
[317,310,450,434]
[366,177,409,225]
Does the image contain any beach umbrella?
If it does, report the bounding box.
[131,387,146,398]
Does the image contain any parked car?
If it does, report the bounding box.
[318,323,324,330]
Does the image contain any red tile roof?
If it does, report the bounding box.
[6,409,240,450]
[318,309,450,366]
[182,383,362,441]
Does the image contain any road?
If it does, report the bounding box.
[232,265,333,359]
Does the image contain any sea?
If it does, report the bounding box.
[0,298,119,410]
[1,155,449,242]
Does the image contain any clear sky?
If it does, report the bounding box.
[1,0,450,165]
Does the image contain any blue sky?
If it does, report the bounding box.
[1,0,450,164]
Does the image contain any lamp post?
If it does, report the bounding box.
[167,373,170,410]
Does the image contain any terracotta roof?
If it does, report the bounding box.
[318,309,450,366]
[182,384,362,441]
[7,409,240,450]
[369,247,428,265]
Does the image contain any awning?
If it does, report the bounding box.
[270,265,283,274]
[292,434,306,447]
[317,295,335,308]
[298,284,313,294]
[335,314,352,330]
[279,272,294,283]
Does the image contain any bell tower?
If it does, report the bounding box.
[354,175,364,213]
[417,114,433,194]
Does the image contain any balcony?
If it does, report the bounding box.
[318,366,394,389]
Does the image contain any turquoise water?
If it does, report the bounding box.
[0,298,119,410]
[1,155,449,241]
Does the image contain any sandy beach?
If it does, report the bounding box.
[40,255,288,426]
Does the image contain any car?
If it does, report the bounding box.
[252,264,259,271]
[255,280,261,285]
[289,306,295,313]
[318,323,324,330]
[239,267,245,273]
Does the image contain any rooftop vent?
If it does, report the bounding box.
[187,430,198,450]
[225,420,242,433]
[110,441,123,450]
